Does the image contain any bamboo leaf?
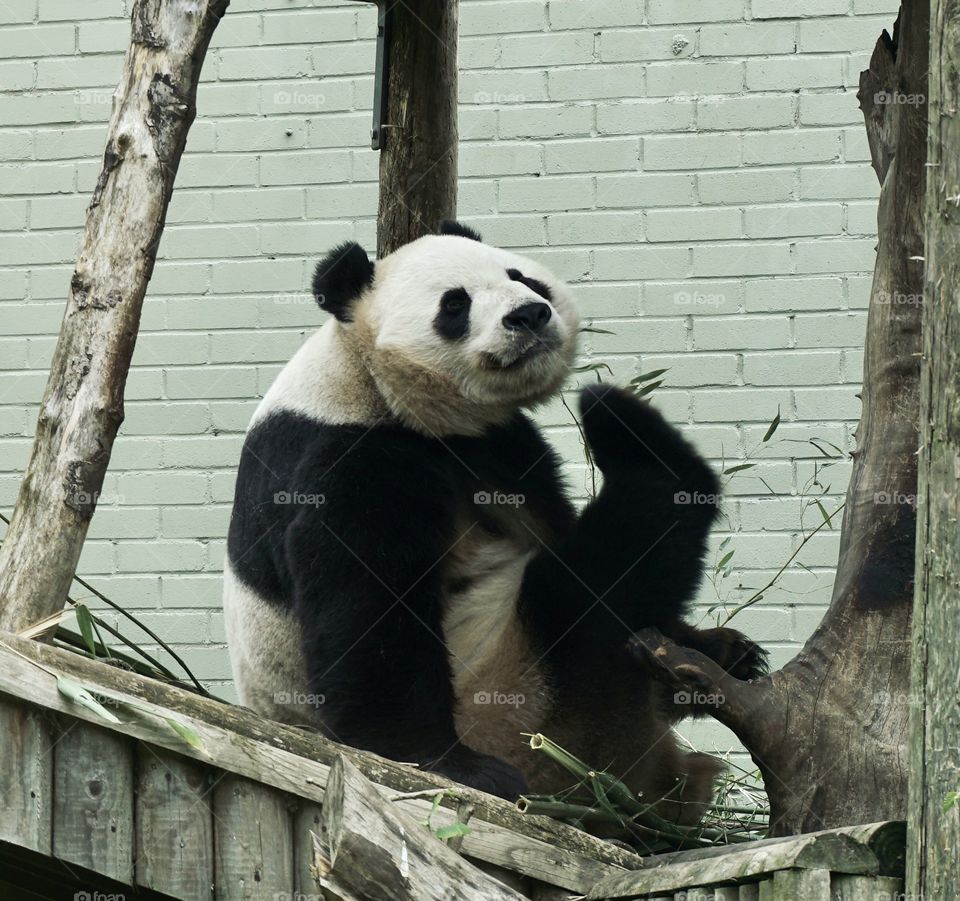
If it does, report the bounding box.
[56,675,120,724]
[815,500,835,527]
[716,550,735,571]
[573,361,613,375]
[943,791,959,813]
[630,368,669,384]
[75,603,97,657]
[634,379,664,398]
[579,325,616,335]
[762,407,781,442]
[723,463,755,475]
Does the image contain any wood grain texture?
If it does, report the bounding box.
[377,0,458,256]
[0,0,229,633]
[135,743,215,898]
[586,833,878,899]
[0,696,53,853]
[52,721,134,883]
[213,774,295,901]
[908,1,960,895]
[324,754,525,901]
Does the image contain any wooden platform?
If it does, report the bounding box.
[0,631,906,900]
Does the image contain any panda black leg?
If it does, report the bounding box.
[659,621,769,682]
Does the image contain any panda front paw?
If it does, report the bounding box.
[579,385,714,490]
[690,627,770,682]
[424,748,529,801]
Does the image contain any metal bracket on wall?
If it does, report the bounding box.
[348,0,390,150]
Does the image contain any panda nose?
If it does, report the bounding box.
[502,302,552,333]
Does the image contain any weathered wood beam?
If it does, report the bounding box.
[322,755,525,901]
[0,0,229,633]
[586,832,879,899]
[0,631,638,893]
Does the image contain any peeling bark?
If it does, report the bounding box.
[633,3,928,835]
[0,0,229,632]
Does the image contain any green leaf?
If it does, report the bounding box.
[163,716,205,752]
[716,550,735,572]
[634,379,664,398]
[579,325,616,335]
[762,407,781,443]
[630,368,668,385]
[74,604,97,657]
[573,361,613,375]
[57,675,120,724]
[435,823,471,841]
[723,463,755,475]
[719,535,732,550]
[943,791,959,813]
[423,790,448,829]
[815,501,835,527]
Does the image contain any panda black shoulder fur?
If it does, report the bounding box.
[224,221,766,819]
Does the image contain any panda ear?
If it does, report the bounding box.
[438,220,483,243]
[312,241,374,322]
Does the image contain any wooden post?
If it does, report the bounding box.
[376,0,459,257]
[0,0,228,633]
[907,1,960,894]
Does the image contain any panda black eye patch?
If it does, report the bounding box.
[507,268,552,301]
[434,287,472,340]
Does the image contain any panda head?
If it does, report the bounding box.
[312,221,581,435]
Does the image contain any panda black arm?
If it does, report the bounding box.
[521,386,721,652]
[284,427,527,799]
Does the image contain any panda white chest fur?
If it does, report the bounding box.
[224,222,767,815]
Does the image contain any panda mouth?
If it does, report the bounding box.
[480,342,552,371]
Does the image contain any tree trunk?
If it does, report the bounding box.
[907,0,960,893]
[0,0,228,633]
[631,2,928,835]
[376,0,459,257]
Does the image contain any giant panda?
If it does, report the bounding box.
[223,221,766,822]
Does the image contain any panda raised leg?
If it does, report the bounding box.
[522,384,767,679]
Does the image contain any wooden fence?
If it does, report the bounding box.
[0,631,905,900]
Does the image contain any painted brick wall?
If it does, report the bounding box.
[0,0,899,755]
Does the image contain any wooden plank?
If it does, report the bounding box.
[136,743,214,898]
[0,696,52,853]
[323,756,526,901]
[214,774,295,901]
[292,798,324,900]
[587,833,879,899]
[831,874,903,900]
[0,632,636,893]
[770,868,831,899]
[839,822,906,877]
[52,720,134,883]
